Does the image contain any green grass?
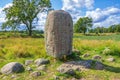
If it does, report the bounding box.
[0,33,120,80]
[74,33,120,41]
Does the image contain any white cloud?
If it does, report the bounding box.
[0,3,13,25]
[86,7,120,27]
[62,0,94,10]
[62,0,94,22]
[0,7,6,24]
[61,0,120,27]
[86,7,120,23]
[93,15,120,28]
[3,3,12,9]
[85,0,94,9]
[33,12,47,30]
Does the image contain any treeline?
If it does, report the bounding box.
[0,30,44,38]
[0,30,44,34]
[74,17,120,34]
[89,24,120,33]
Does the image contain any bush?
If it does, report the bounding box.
[32,34,44,38]
[102,47,112,55]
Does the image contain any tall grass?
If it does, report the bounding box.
[0,38,47,59]
[0,33,120,59]
[73,39,120,55]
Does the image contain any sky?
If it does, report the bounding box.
[0,0,120,30]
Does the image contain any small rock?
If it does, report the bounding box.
[82,53,90,58]
[30,71,41,77]
[26,66,33,71]
[61,77,67,80]
[37,65,46,71]
[53,75,60,80]
[57,60,104,76]
[11,75,17,79]
[94,61,104,70]
[2,76,7,79]
[72,49,80,54]
[80,78,86,80]
[66,69,76,75]
[34,58,50,66]
[25,60,33,66]
[93,55,101,60]
[57,60,93,73]
[81,60,93,68]
[71,78,78,80]
[1,62,24,74]
[106,57,115,62]
[57,68,76,75]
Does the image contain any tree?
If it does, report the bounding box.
[115,24,120,32]
[2,0,51,36]
[74,17,93,34]
[108,25,115,33]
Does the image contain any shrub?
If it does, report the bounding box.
[102,47,112,55]
[32,34,44,38]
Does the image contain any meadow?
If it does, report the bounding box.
[0,32,120,80]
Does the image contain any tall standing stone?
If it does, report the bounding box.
[45,10,73,59]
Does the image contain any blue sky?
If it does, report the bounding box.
[0,0,120,29]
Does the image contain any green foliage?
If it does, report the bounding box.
[89,24,120,33]
[2,0,51,36]
[74,17,93,34]
[102,47,112,55]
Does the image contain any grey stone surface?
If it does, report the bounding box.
[94,61,104,70]
[57,60,104,73]
[34,58,49,66]
[1,62,24,74]
[82,53,90,58]
[2,76,7,79]
[93,55,101,60]
[25,60,33,66]
[53,75,60,80]
[71,78,80,80]
[26,66,33,71]
[72,49,80,54]
[45,10,73,59]
[57,60,93,74]
[106,57,115,62]
[57,68,76,75]
[11,75,17,79]
[30,71,41,77]
[37,65,46,71]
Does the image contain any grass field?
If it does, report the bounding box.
[74,33,120,41]
[0,32,120,80]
